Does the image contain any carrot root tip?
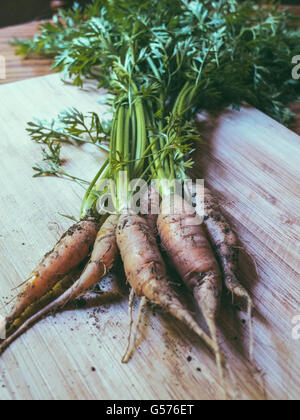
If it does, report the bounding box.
[122,296,147,364]
[122,288,136,364]
[229,285,254,363]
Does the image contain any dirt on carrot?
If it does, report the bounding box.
[194,186,254,361]
[158,194,225,388]
[6,218,99,330]
[116,213,216,357]
[0,215,119,354]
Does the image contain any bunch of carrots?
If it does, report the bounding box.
[1,0,300,396]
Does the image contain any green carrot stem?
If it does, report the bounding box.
[80,160,109,218]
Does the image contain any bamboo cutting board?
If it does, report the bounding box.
[0,74,299,401]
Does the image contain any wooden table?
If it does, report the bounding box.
[0,10,299,402]
[0,73,299,401]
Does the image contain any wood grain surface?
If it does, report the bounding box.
[0,74,299,400]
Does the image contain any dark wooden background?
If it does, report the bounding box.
[0,0,51,28]
[0,1,299,28]
[0,1,89,28]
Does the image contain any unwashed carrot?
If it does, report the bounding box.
[157,194,224,385]
[1,215,119,354]
[116,212,216,355]
[6,218,99,330]
[6,266,83,338]
[199,187,254,361]
[50,214,120,301]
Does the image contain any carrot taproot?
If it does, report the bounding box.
[199,187,254,361]
[49,214,119,302]
[0,215,119,354]
[157,194,225,386]
[6,218,99,330]
[116,212,216,355]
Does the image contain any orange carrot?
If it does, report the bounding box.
[6,218,99,329]
[5,265,84,338]
[116,212,216,354]
[158,194,224,385]
[50,214,119,301]
[1,215,119,353]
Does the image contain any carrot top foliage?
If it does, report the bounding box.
[13,0,300,125]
